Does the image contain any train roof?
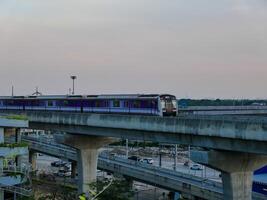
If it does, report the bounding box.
[0,94,176,100]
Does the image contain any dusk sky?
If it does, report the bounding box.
[0,0,267,98]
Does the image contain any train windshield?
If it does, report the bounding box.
[160,95,177,116]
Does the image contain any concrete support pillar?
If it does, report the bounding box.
[29,151,37,171]
[191,150,267,200]
[71,162,77,179]
[55,134,116,194]
[0,191,3,200]
[0,128,4,144]
[15,155,23,169]
[15,129,23,169]
[15,128,21,143]
[0,128,4,200]
[221,171,253,199]
[77,148,98,192]
[0,128,4,173]
[125,177,134,190]
[0,157,3,200]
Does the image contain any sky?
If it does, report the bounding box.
[0,0,267,99]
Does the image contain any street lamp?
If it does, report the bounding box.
[70,76,77,95]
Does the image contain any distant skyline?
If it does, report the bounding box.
[1,0,267,99]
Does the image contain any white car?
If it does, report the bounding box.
[190,164,203,170]
[140,158,154,165]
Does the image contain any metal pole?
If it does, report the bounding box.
[188,145,191,174]
[174,144,177,171]
[72,78,74,95]
[126,139,129,158]
[188,145,191,161]
[159,145,162,167]
[159,154,162,167]
[70,76,77,95]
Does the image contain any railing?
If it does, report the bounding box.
[0,184,32,196]
[3,166,30,175]
[23,137,77,161]
[0,166,32,196]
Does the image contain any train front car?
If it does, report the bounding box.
[159,94,177,116]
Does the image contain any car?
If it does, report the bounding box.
[109,153,117,158]
[51,161,67,167]
[63,162,71,170]
[140,158,154,164]
[190,164,203,170]
[128,156,141,162]
[57,169,71,177]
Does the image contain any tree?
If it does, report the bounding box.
[89,178,134,200]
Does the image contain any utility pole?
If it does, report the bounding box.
[188,145,191,174]
[126,139,129,157]
[11,85,14,96]
[159,145,162,167]
[70,76,77,95]
[174,144,177,171]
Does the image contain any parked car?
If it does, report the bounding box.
[190,164,202,170]
[128,156,141,162]
[140,158,154,165]
[64,162,71,170]
[57,169,71,177]
[51,161,67,167]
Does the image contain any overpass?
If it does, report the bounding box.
[2,110,267,200]
[19,135,266,200]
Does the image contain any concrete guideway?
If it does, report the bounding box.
[23,135,266,200]
[2,110,267,154]
[2,110,267,199]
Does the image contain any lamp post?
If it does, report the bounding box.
[70,76,77,95]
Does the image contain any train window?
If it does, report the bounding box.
[113,100,120,107]
[7,100,14,106]
[124,101,129,107]
[63,100,68,106]
[104,101,109,107]
[47,100,54,107]
[31,100,39,106]
[133,100,141,108]
[95,101,101,107]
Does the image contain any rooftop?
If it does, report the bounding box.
[0,115,28,128]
